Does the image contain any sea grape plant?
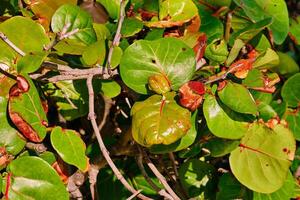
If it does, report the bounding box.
[0,0,300,199]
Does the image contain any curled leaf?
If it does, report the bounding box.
[205,39,229,64]
[131,92,191,147]
[179,81,205,111]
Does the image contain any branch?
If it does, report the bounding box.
[139,147,180,200]
[105,0,126,74]
[67,171,86,200]
[136,154,174,200]
[86,75,152,200]
[0,32,25,56]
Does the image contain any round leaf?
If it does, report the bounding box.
[8,75,48,142]
[203,95,249,139]
[0,16,50,68]
[281,73,300,108]
[5,156,69,200]
[218,82,257,115]
[100,80,121,98]
[229,123,296,193]
[51,126,88,171]
[17,51,48,73]
[51,4,97,45]
[131,92,191,147]
[120,38,196,94]
[150,110,198,153]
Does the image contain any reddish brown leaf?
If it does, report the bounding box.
[52,160,69,184]
[193,33,207,62]
[179,81,205,111]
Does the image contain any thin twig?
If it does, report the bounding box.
[86,75,152,200]
[204,62,243,84]
[168,153,179,180]
[105,0,126,74]
[139,148,180,200]
[136,154,174,200]
[0,32,25,56]
[126,190,143,200]
[225,12,232,42]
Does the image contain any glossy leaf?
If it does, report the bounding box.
[253,171,295,200]
[253,48,279,69]
[218,82,257,115]
[0,16,50,68]
[96,0,124,19]
[234,0,289,44]
[216,173,253,200]
[229,123,296,193]
[26,0,77,28]
[17,51,48,73]
[51,126,88,171]
[131,92,191,147]
[281,73,300,108]
[289,16,300,45]
[0,77,26,155]
[203,95,249,139]
[82,40,106,66]
[121,18,143,37]
[178,159,215,197]
[203,138,240,157]
[271,52,299,77]
[120,38,195,94]
[110,46,123,69]
[159,0,198,22]
[8,75,48,142]
[51,4,97,45]
[4,156,69,200]
[284,109,300,141]
[150,110,198,153]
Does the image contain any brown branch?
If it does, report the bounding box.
[139,148,180,200]
[67,171,86,200]
[86,75,152,200]
[225,12,232,42]
[105,0,126,74]
[0,32,25,56]
[25,143,47,154]
[127,190,143,200]
[168,153,179,180]
[136,154,174,200]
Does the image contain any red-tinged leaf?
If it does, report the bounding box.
[193,33,207,62]
[0,147,11,170]
[52,159,69,184]
[179,81,205,111]
[186,15,201,33]
[8,75,48,142]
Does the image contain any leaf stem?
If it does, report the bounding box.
[0,32,25,56]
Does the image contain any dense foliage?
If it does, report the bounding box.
[0,0,300,199]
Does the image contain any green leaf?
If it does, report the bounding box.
[195,3,223,43]
[150,110,198,153]
[234,0,289,44]
[205,39,229,64]
[0,77,26,155]
[218,82,257,115]
[54,39,88,55]
[253,171,295,200]
[203,138,240,157]
[131,92,191,147]
[257,102,277,121]
[216,173,253,200]
[4,156,69,200]
[8,75,48,142]
[82,40,106,66]
[290,16,300,45]
[284,109,300,141]
[159,0,198,22]
[243,69,264,88]
[121,18,143,37]
[120,38,195,94]
[100,80,121,98]
[229,123,296,193]
[110,46,123,69]
[93,23,111,40]
[39,151,57,165]
[201,0,232,7]
[0,16,50,68]
[96,0,126,19]
[51,126,88,171]
[178,159,215,197]
[17,51,48,73]
[281,73,300,108]
[250,34,271,53]
[203,95,249,139]
[51,4,97,45]
[253,48,279,69]
[229,18,273,45]
[226,39,244,66]
[271,52,299,77]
